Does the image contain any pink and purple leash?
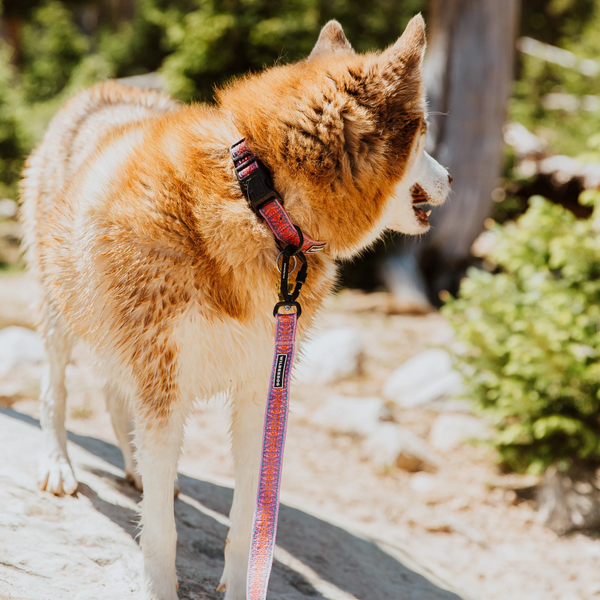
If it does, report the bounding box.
[230,139,326,599]
[246,307,298,599]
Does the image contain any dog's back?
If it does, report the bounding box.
[20,81,178,274]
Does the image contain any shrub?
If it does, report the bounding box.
[20,0,88,102]
[443,192,600,474]
[0,43,31,200]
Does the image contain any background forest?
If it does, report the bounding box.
[0,0,598,200]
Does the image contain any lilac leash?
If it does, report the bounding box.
[229,139,326,599]
[247,307,298,599]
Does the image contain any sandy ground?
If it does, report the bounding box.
[1,272,600,600]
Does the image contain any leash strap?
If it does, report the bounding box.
[230,139,326,254]
[229,138,320,600]
[246,307,298,599]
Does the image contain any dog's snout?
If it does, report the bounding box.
[448,173,453,185]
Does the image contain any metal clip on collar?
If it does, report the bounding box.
[273,244,306,317]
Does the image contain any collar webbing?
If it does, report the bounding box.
[230,139,326,254]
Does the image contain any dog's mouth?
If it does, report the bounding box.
[411,184,432,226]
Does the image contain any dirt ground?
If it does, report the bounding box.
[1,272,599,600]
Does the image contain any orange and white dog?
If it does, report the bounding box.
[20,15,450,600]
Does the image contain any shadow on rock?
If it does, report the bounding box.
[2,408,464,600]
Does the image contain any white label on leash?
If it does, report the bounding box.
[273,354,287,389]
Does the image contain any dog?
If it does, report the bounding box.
[20,14,450,600]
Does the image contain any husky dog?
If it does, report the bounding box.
[20,14,451,600]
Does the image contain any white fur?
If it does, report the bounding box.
[386,131,451,234]
[38,323,77,496]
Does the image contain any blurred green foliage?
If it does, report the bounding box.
[512,0,600,156]
[93,0,426,101]
[443,189,600,474]
[0,0,426,199]
[21,1,88,102]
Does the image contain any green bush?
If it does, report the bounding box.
[0,43,31,200]
[20,0,88,102]
[443,192,600,474]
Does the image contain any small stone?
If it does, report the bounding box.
[0,198,17,219]
[409,472,438,494]
[313,396,385,435]
[0,327,46,377]
[429,414,491,451]
[295,327,363,384]
[383,349,463,408]
[363,423,440,472]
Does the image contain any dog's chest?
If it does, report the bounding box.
[175,308,275,401]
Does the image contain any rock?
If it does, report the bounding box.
[0,410,465,600]
[429,414,491,451]
[383,349,463,408]
[363,423,440,472]
[0,198,17,219]
[381,254,433,314]
[117,72,167,91]
[295,327,363,384]
[0,326,46,377]
[409,472,438,494]
[537,465,600,534]
[313,396,386,435]
[425,399,472,413]
[0,273,40,329]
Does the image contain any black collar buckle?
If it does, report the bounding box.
[230,139,279,212]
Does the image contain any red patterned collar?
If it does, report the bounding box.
[230,139,326,254]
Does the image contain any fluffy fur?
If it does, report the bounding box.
[20,15,450,600]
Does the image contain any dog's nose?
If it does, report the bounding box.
[448,173,453,185]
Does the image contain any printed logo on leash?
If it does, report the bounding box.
[273,354,288,389]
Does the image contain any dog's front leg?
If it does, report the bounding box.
[219,382,268,599]
[136,410,186,600]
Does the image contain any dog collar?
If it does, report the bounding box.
[230,139,326,255]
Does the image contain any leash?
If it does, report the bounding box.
[230,139,326,599]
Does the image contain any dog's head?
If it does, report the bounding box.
[219,15,451,258]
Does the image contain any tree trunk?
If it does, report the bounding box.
[385,0,520,308]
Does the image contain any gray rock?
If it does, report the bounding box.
[429,414,491,451]
[295,327,363,384]
[383,349,463,408]
[0,326,46,377]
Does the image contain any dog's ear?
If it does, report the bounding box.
[379,14,426,80]
[371,13,426,123]
[309,20,354,59]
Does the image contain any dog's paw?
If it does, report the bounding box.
[38,458,78,496]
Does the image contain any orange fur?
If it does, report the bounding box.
[21,20,427,420]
